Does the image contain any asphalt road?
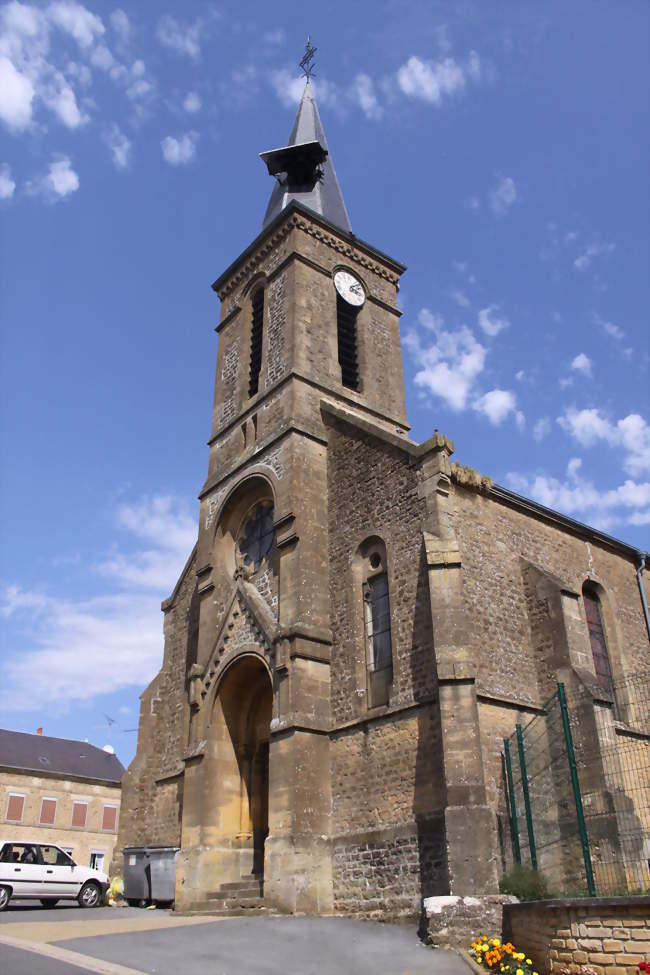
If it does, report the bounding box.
[1,943,99,975]
[0,905,472,975]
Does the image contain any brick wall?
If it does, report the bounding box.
[504,898,650,975]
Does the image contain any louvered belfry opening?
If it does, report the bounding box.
[337,293,359,390]
[248,288,264,397]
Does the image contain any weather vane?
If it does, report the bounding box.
[299,35,317,79]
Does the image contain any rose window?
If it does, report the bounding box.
[238,502,275,572]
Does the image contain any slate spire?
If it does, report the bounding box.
[260,78,352,233]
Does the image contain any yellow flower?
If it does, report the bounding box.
[516,968,523,975]
[526,960,532,966]
[491,939,501,947]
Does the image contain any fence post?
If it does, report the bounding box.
[557,682,597,897]
[516,723,538,870]
[504,739,521,864]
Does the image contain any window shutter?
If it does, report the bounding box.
[6,794,25,822]
[71,801,88,829]
[101,805,117,831]
[40,798,57,825]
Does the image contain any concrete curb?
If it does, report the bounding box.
[0,933,148,975]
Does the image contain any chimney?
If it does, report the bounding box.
[36,727,43,736]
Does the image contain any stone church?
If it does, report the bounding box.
[115,77,649,919]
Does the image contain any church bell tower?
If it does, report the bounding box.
[176,51,409,913]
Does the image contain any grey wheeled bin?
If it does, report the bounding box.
[147,847,179,905]
[122,847,149,906]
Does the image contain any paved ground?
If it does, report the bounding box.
[0,903,471,975]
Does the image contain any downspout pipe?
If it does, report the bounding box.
[637,554,650,641]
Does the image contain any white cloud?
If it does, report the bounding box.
[350,73,382,120]
[26,155,79,200]
[110,8,130,41]
[156,14,201,59]
[41,75,86,127]
[533,417,551,442]
[507,458,650,532]
[262,28,285,46]
[270,68,308,107]
[404,309,487,411]
[126,77,151,100]
[570,352,592,377]
[0,161,16,198]
[103,122,130,169]
[0,2,107,133]
[47,155,78,196]
[89,43,113,70]
[0,55,35,129]
[573,240,615,271]
[183,90,201,113]
[46,2,104,48]
[596,314,625,342]
[490,176,518,215]
[0,493,197,715]
[269,70,340,111]
[478,304,509,336]
[558,408,650,477]
[395,52,480,105]
[451,289,470,308]
[474,388,519,425]
[161,132,197,166]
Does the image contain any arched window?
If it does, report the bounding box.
[582,583,618,717]
[336,294,359,390]
[248,287,264,397]
[359,538,393,707]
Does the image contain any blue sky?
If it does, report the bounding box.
[1,0,648,766]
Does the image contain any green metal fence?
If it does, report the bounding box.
[503,673,650,897]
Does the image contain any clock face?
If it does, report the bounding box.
[333,270,365,307]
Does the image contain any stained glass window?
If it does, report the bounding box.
[239,503,275,571]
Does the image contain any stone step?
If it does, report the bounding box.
[218,875,263,890]
[212,877,263,897]
[180,896,267,917]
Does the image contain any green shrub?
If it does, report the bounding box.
[499,864,550,901]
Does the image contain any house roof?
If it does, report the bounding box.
[0,729,125,784]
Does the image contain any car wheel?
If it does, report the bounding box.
[40,898,59,908]
[78,882,101,908]
[0,886,10,911]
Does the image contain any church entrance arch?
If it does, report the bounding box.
[207,654,272,881]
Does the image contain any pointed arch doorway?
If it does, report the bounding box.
[209,654,272,882]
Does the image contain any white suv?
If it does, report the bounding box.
[0,840,109,910]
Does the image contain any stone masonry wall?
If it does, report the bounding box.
[504,899,650,975]
[453,486,648,705]
[112,550,198,873]
[326,416,447,917]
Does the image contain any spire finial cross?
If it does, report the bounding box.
[299,35,317,79]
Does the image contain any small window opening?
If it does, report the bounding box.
[583,584,618,718]
[337,294,359,390]
[364,570,393,707]
[241,422,247,449]
[248,288,264,398]
[252,413,258,442]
